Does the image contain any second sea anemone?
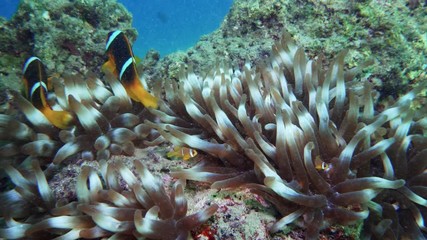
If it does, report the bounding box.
[145,32,427,239]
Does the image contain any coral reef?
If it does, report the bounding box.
[0,0,136,90]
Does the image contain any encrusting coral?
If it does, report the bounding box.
[0,30,426,239]
[145,32,427,239]
[0,159,218,239]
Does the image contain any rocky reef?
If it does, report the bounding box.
[146,0,426,100]
[1,0,425,97]
[0,0,136,91]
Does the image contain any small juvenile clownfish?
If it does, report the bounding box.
[103,30,158,109]
[314,155,331,171]
[22,57,73,129]
[315,161,330,171]
[167,146,198,161]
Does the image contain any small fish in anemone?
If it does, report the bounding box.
[0,159,218,239]
[167,146,198,161]
[0,31,160,167]
[145,32,427,239]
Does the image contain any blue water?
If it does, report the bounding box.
[0,0,232,58]
[121,0,233,57]
[0,0,19,19]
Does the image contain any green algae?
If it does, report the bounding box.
[342,220,364,240]
[243,198,277,216]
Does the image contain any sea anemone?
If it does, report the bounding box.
[145,32,427,239]
[0,60,218,238]
[0,159,218,239]
[0,70,155,167]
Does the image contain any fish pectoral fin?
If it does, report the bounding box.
[135,85,158,109]
[139,90,159,109]
[125,88,140,103]
[42,107,74,129]
[47,73,60,90]
[128,80,159,109]
[166,151,177,158]
[101,60,118,76]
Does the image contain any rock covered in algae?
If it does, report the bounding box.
[145,0,426,98]
[0,0,136,91]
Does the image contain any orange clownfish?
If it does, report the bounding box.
[167,147,198,161]
[314,155,331,171]
[103,30,158,109]
[22,57,73,129]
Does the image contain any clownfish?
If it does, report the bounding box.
[167,146,198,161]
[314,155,331,171]
[22,57,73,129]
[103,30,158,109]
